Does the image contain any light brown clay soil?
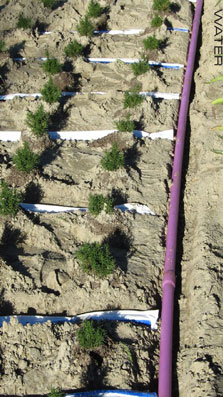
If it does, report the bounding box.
[0,0,194,395]
[176,1,223,396]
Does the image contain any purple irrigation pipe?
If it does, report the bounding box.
[158,1,203,397]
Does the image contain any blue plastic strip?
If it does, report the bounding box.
[66,390,157,397]
[167,27,189,32]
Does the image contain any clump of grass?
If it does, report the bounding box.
[101,142,124,171]
[48,388,64,397]
[76,242,115,277]
[131,57,150,76]
[153,0,170,12]
[87,0,104,18]
[88,193,114,215]
[0,40,6,52]
[64,40,84,57]
[77,16,95,37]
[13,142,39,173]
[17,13,32,29]
[41,77,61,104]
[0,180,21,217]
[123,85,144,109]
[26,104,50,136]
[151,13,163,27]
[143,35,162,50]
[115,114,134,132]
[41,0,57,8]
[42,51,62,75]
[77,320,107,349]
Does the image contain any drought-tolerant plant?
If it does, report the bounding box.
[151,13,163,27]
[0,40,6,52]
[42,51,62,75]
[153,0,170,12]
[115,114,134,132]
[77,320,107,349]
[64,40,84,57]
[87,0,104,18]
[17,13,32,29]
[131,57,150,76]
[88,193,114,215]
[0,180,21,217]
[41,77,61,104]
[123,85,144,109]
[26,104,50,136]
[48,388,64,397]
[13,142,39,173]
[76,242,115,277]
[143,35,162,50]
[76,16,95,38]
[41,0,57,8]
[101,142,124,171]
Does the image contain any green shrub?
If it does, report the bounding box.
[26,104,50,136]
[64,40,84,57]
[123,85,144,109]
[88,193,114,215]
[77,320,107,349]
[77,16,95,38]
[115,114,134,132]
[48,388,64,397]
[101,142,124,171]
[41,0,57,8]
[153,0,170,12]
[0,180,21,217]
[151,13,163,27]
[0,40,6,52]
[87,0,104,18]
[13,142,39,173]
[41,77,61,104]
[17,13,32,29]
[76,242,115,277]
[143,35,162,50]
[131,58,150,76]
[42,51,62,75]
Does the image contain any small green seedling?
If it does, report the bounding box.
[212,149,223,155]
[120,342,133,364]
[212,98,223,105]
[64,40,84,57]
[87,0,104,18]
[211,126,223,131]
[76,242,115,277]
[41,77,61,104]
[26,104,50,136]
[151,13,163,28]
[41,0,57,8]
[123,85,144,109]
[101,142,124,171]
[0,180,21,217]
[17,13,32,29]
[13,142,39,173]
[48,388,64,397]
[206,75,223,84]
[42,51,62,75]
[153,0,170,12]
[77,320,107,349]
[131,57,150,76]
[76,16,95,37]
[88,193,114,215]
[115,114,134,132]
[143,35,162,50]
[0,40,6,52]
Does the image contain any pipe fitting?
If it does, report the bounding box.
[162,270,176,289]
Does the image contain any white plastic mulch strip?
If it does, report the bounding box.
[0,131,21,141]
[19,203,156,216]
[48,129,174,141]
[167,27,189,32]
[0,309,159,330]
[39,26,189,35]
[0,91,180,101]
[65,391,157,397]
[86,58,184,69]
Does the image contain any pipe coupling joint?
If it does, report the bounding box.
[162,270,176,289]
